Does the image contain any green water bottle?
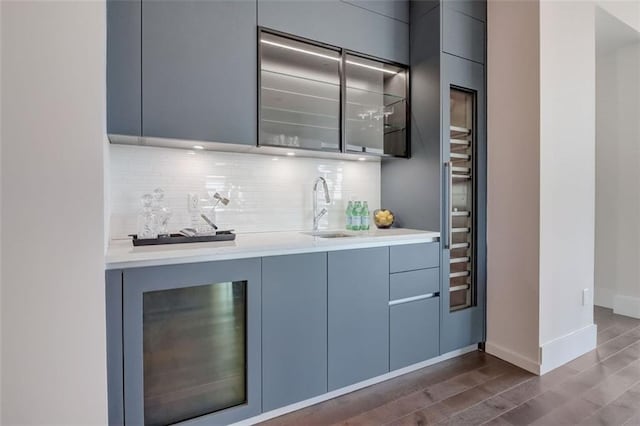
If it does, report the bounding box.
[345,200,354,230]
[352,201,362,231]
[361,201,370,231]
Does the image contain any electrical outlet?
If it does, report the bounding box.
[582,288,592,306]
[188,193,200,213]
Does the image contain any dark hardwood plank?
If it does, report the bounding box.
[260,308,640,426]
[581,383,640,425]
[334,357,508,425]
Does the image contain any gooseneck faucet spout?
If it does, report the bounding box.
[313,177,331,232]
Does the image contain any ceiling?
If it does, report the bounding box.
[596,6,640,54]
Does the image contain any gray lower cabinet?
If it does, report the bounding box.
[328,247,390,390]
[390,297,440,370]
[106,243,443,425]
[141,0,257,145]
[106,270,124,425]
[120,259,262,426]
[261,253,328,411]
[390,242,440,273]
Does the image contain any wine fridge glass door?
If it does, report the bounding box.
[449,87,475,312]
[142,281,247,426]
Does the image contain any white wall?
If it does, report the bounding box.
[595,46,620,309]
[538,0,597,372]
[0,1,3,420]
[1,2,108,424]
[110,145,381,238]
[486,0,541,374]
[487,0,603,374]
[595,10,640,318]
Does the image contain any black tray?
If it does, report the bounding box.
[130,231,236,246]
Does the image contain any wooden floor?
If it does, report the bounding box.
[261,307,640,425]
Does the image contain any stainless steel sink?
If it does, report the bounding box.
[302,231,356,239]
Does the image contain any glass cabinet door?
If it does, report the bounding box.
[143,282,246,426]
[344,53,408,157]
[123,259,261,426]
[448,87,475,312]
[259,32,341,151]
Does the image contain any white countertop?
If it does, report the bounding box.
[105,228,440,270]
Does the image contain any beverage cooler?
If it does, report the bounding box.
[440,54,486,354]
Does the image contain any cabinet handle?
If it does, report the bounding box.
[389,292,439,306]
[444,161,453,250]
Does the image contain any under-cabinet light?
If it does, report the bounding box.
[260,38,398,75]
[346,60,399,75]
[260,39,340,62]
[193,145,204,150]
[286,152,296,156]
[358,157,366,161]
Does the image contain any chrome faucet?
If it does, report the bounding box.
[313,177,331,232]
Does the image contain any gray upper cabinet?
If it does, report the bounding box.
[442,5,485,64]
[343,0,410,22]
[444,0,486,22]
[142,0,257,145]
[328,247,390,390]
[261,253,328,411]
[258,0,409,64]
[107,0,141,136]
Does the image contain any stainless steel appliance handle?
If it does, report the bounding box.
[444,161,453,250]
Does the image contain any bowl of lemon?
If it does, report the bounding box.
[374,209,395,229]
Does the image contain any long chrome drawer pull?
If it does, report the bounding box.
[449,271,470,278]
[448,160,453,249]
[444,161,452,250]
[389,293,439,306]
[450,284,471,292]
[450,138,470,146]
[450,257,470,264]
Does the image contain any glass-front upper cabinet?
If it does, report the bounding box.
[259,29,409,157]
[259,31,341,152]
[345,54,408,157]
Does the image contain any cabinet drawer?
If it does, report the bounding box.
[390,297,439,370]
[390,243,439,273]
[390,268,439,301]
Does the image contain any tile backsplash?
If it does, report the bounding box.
[109,145,381,239]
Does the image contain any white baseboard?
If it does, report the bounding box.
[485,341,540,375]
[614,294,640,319]
[539,324,597,375]
[594,286,615,309]
[232,344,478,426]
